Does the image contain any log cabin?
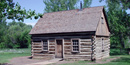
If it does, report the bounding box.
[29,6,110,61]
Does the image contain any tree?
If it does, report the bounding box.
[43,0,79,13]
[99,0,130,51]
[0,0,43,48]
[99,0,130,10]
[1,21,32,48]
[43,0,93,13]
[0,0,43,22]
[0,18,8,48]
[83,0,92,8]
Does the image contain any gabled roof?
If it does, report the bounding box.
[29,6,105,34]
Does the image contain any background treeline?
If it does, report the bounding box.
[0,20,32,48]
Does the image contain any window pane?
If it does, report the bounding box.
[72,40,79,52]
[43,40,48,51]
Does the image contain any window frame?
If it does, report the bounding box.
[101,17,104,24]
[101,38,104,52]
[71,39,80,52]
[42,40,49,51]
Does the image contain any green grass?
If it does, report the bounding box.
[0,48,31,63]
[60,55,130,65]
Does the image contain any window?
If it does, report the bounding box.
[101,17,104,24]
[102,38,104,52]
[72,40,79,52]
[43,40,48,51]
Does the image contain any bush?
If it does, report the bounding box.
[110,48,128,55]
[0,21,32,48]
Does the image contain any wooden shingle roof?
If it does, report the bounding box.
[29,6,104,34]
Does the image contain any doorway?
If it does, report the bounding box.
[56,40,63,58]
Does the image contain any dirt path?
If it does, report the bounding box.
[9,56,46,65]
[8,56,120,65]
[9,56,74,65]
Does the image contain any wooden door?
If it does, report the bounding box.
[56,40,63,58]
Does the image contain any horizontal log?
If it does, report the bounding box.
[49,45,55,46]
[49,48,55,50]
[49,49,55,51]
[65,50,71,52]
[49,46,55,48]
[81,46,91,48]
[32,42,41,44]
[64,58,91,61]
[64,45,72,46]
[49,39,55,42]
[34,54,54,56]
[64,46,71,49]
[32,45,42,46]
[32,50,42,53]
[81,43,92,46]
[81,48,91,50]
[32,46,42,48]
[65,51,92,55]
[64,43,71,45]
[65,55,91,59]
[33,49,42,51]
[33,43,41,45]
[33,48,42,50]
[49,52,55,54]
[80,39,91,42]
[81,49,92,52]
[64,39,71,42]
[65,55,91,57]
[49,43,55,45]
[64,52,71,54]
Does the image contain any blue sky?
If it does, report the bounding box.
[12,0,106,26]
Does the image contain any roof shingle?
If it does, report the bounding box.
[29,6,104,34]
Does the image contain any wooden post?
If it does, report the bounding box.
[62,39,64,59]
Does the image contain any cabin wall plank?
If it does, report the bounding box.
[64,38,92,60]
[94,36,110,60]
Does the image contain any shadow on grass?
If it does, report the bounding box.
[112,57,130,63]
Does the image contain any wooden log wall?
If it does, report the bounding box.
[31,39,56,60]
[64,38,92,61]
[94,37,110,60]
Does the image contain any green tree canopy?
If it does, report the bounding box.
[43,0,79,13]
[43,0,92,13]
[100,0,130,49]
[0,21,32,48]
[83,0,92,8]
[0,0,43,22]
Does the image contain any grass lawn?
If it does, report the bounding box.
[0,48,31,63]
[59,55,130,65]
[0,48,130,65]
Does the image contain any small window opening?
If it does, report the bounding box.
[102,38,104,52]
[43,40,48,51]
[72,40,79,52]
[101,17,104,24]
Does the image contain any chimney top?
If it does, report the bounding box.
[79,1,82,11]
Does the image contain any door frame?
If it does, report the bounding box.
[55,39,64,58]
